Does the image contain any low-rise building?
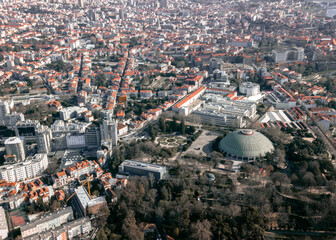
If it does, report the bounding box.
[24,217,91,240]
[74,186,107,216]
[118,160,167,180]
[20,207,74,239]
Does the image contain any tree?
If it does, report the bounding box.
[180,119,186,134]
[190,220,213,240]
[96,73,107,87]
[149,125,158,141]
[159,117,166,132]
[96,228,108,240]
[121,210,144,240]
[46,60,71,72]
[186,125,196,135]
[290,173,299,185]
[301,172,316,188]
[327,180,336,193]
[328,100,336,110]
[271,172,290,187]
[277,213,289,229]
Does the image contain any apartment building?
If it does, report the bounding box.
[20,207,74,239]
[0,154,48,183]
[24,217,92,240]
[4,137,26,162]
[0,207,8,239]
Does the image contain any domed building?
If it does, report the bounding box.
[219,129,274,162]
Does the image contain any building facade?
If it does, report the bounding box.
[0,154,48,182]
[5,137,25,162]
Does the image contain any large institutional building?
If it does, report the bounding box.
[272,47,304,63]
[193,93,257,128]
[118,160,167,180]
[219,129,274,162]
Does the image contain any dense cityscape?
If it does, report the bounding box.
[0,0,336,239]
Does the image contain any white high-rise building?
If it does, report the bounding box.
[36,126,52,153]
[100,119,118,147]
[5,137,25,162]
[0,100,10,125]
[0,207,8,239]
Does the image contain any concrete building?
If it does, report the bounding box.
[15,120,40,141]
[0,207,8,239]
[0,154,48,182]
[51,120,89,137]
[100,119,118,146]
[36,125,52,154]
[272,47,304,63]
[59,107,88,121]
[239,82,260,96]
[192,93,257,127]
[20,207,74,239]
[5,137,25,162]
[212,69,229,84]
[266,85,296,109]
[0,100,24,127]
[74,186,107,216]
[172,86,206,116]
[118,160,167,180]
[66,134,86,149]
[193,108,245,128]
[0,100,11,125]
[84,125,101,150]
[14,120,51,153]
[24,217,91,240]
[209,59,225,73]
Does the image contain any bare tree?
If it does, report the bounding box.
[190,220,213,240]
[121,210,144,240]
[271,172,290,187]
[327,180,336,193]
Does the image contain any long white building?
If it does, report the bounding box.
[23,217,92,240]
[172,86,206,116]
[0,154,48,182]
[20,207,74,239]
[192,93,257,128]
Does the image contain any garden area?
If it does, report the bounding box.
[156,135,186,147]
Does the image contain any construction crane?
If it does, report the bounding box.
[66,178,91,202]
